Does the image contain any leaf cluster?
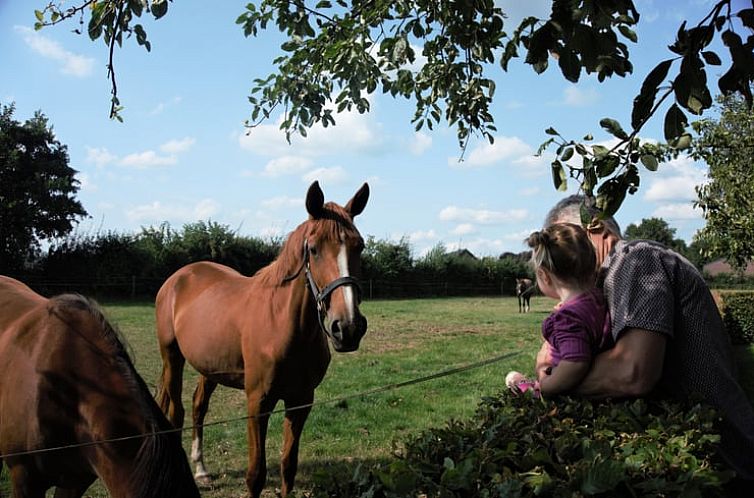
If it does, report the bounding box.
[34,0,171,120]
[539,0,754,220]
[310,393,734,497]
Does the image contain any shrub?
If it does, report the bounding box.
[720,292,754,345]
[310,392,733,497]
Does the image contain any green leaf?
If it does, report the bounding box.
[560,147,574,162]
[545,127,559,136]
[34,10,44,22]
[701,51,722,66]
[618,25,638,43]
[664,104,688,141]
[640,154,659,171]
[580,458,625,494]
[599,118,629,140]
[551,160,567,192]
[591,145,609,158]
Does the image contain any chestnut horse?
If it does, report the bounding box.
[155,181,369,498]
[0,276,200,498]
[516,277,535,313]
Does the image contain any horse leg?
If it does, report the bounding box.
[518,295,523,313]
[52,477,95,498]
[156,340,186,428]
[280,394,313,497]
[191,375,217,484]
[9,464,47,498]
[245,393,275,498]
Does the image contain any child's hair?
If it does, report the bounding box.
[526,223,597,287]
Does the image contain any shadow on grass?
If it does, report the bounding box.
[197,456,393,496]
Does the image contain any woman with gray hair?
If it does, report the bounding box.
[539,195,754,485]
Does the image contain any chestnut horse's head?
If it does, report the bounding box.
[302,181,369,352]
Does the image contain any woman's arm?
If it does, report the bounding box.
[539,359,590,394]
[574,328,666,397]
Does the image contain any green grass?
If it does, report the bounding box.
[97,296,551,498]
[4,295,753,497]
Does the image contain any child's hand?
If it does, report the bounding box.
[505,371,540,398]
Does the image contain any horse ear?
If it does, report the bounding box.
[306,181,325,218]
[345,182,369,218]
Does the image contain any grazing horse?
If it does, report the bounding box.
[0,276,200,498]
[516,278,535,313]
[155,181,369,498]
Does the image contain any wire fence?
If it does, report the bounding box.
[7,274,528,300]
[0,350,519,464]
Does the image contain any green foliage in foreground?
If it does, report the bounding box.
[311,393,733,498]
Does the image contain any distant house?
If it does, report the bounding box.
[702,258,754,276]
[448,249,478,261]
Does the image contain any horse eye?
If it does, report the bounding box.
[309,245,318,256]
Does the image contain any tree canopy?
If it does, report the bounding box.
[33,0,754,218]
[691,93,754,274]
[0,104,88,273]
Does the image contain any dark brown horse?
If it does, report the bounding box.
[155,181,369,498]
[0,276,200,498]
[516,277,535,313]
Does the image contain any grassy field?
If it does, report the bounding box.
[4,295,753,497]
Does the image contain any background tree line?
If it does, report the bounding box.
[6,222,532,299]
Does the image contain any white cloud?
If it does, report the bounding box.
[262,156,314,177]
[118,137,196,168]
[302,166,347,184]
[439,206,528,224]
[126,198,220,223]
[120,150,177,168]
[652,202,702,220]
[563,85,600,107]
[644,156,706,202]
[407,229,438,242]
[457,136,532,168]
[85,146,117,167]
[238,104,383,158]
[194,199,220,220]
[15,25,94,77]
[520,186,541,196]
[160,137,195,154]
[261,196,303,210]
[410,132,432,155]
[149,96,183,115]
[76,172,96,192]
[451,224,476,235]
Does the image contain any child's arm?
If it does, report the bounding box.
[538,359,590,394]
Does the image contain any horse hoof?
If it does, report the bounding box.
[195,473,212,486]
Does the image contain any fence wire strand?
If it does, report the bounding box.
[0,350,520,461]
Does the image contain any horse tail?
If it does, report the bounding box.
[154,278,186,429]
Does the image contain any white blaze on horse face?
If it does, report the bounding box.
[337,242,357,321]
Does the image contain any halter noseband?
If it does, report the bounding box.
[284,240,362,336]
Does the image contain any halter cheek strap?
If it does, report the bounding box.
[286,239,363,335]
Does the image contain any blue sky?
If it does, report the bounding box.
[1,1,724,257]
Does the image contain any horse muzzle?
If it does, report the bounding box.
[328,314,368,352]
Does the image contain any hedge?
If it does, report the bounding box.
[310,392,734,497]
[720,291,754,345]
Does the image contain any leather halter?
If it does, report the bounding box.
[283,240,362,336]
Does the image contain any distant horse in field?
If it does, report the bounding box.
[516,277,535,313]
[0,275,200,498]
[155,181,370,498]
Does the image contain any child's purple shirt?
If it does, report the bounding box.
[542,288,613,366]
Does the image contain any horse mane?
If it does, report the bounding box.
[47,294,199,498]
[256,201,359,286]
